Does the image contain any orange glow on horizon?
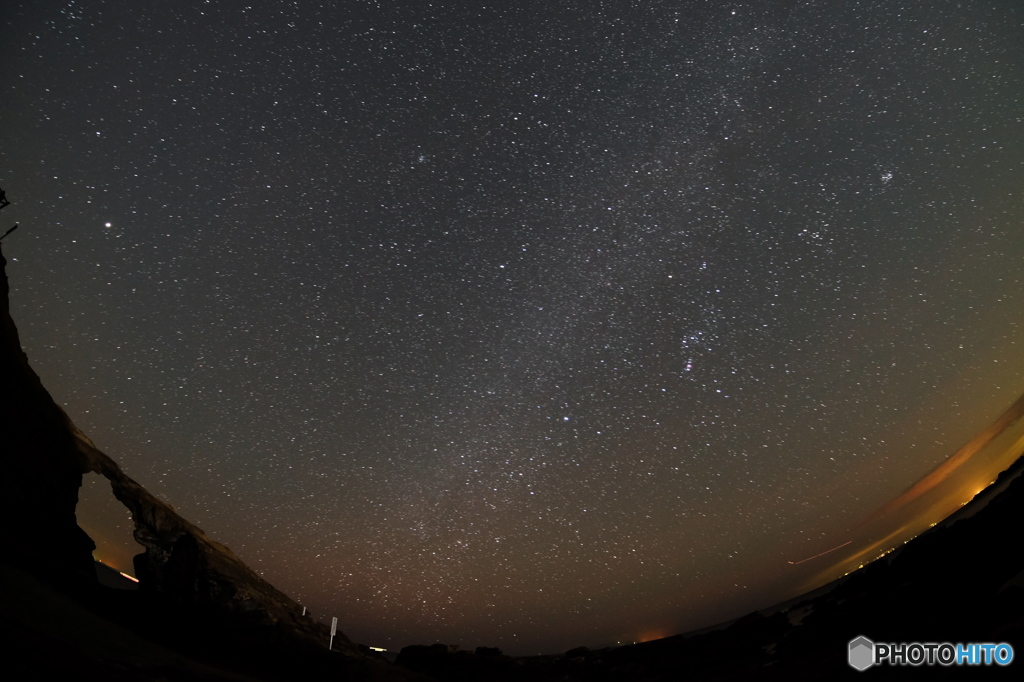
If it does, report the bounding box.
[863,392,1024,525]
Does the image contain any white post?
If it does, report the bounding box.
[329,616,338,650]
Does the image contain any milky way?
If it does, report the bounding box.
[2,1,1022,654]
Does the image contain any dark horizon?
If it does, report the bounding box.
[2,0,1023,656]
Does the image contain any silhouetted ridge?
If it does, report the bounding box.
[1,245,420,680]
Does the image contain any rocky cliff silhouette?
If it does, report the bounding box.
[0,243,415,680]
[1,242,322,632]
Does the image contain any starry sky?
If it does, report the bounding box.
[2,0,1023,655]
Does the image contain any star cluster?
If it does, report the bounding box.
[2,1,1022,654]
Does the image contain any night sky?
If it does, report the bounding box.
[2,0,1023,655]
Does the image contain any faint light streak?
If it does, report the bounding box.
[787,540,852,565]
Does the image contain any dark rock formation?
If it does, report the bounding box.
[0,245,428,681]
[1,243,345,647]
[75,423,346,645]
[0,244,97,592]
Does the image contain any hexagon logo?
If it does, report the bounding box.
[849,636,875,671]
